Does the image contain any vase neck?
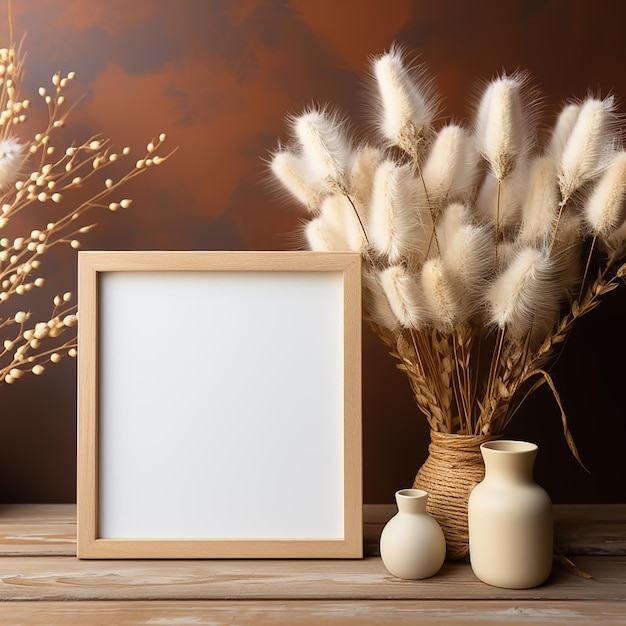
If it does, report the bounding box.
[481,440,538,485]
[395,489,428,514]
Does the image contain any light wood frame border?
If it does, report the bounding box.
[77,250,362,559]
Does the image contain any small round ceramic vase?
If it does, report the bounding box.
[379,488,446,579]
[468,440,553,589]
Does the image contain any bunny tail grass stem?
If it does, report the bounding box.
[494,179,502,266]
[343,191,370,245]
[491,330,532,434]
[549,199,568,256]
[470,332,483,427]
[578,234,597,302]
[416,329,450,431]
[452,329,471,432]
[482,327,506,433]
[407,328,445,431]
[411,327,433,379]
[409,328,428,383]
[416,163,441,257]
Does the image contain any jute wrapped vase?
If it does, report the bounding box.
[412,431,494,560]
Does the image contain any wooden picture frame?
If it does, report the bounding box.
[76,251,362,559]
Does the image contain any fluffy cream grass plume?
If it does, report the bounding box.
[304,194,367,252]
[437,203,494,306]
[421,257,462,330]
[0,138,23,190]
[546,103,581,164]
[421,124,481,207]
[293,107,352,191]
[584,150,626,240]
[518,156,560,244]
[321,194,367,251]
[270,149,321,212]
[380,264,426,328]
[304,214,346,252]
[547,218,583,294]
[304,194,366,252]
[558,96,617,202]
[475,73,530,181]
[487,246,556,338]
[372,47,437,157]
[362,270,399,331]
[369,158,422,262]
[347,144,384,210]
[474,165,527,229]
[605,218,626,258]
[436,201,471,243]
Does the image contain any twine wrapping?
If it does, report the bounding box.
[413,430,494,560]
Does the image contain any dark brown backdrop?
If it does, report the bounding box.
[0,0,625,504]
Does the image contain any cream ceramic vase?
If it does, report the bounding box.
[468,440,553,589]
[379,489,446,579]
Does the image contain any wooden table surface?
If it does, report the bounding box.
[0,503,624,625]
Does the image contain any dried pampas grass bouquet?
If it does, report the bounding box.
[269,46,626,557]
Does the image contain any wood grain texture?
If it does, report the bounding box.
[0,504,76,556]
[0,600,625,626]
[0,556,624,602]
[0,505,625,624]
[367,504,626,557]
[2,504,625,557]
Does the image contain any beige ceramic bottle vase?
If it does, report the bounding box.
[468,440,553,589]
[379,488,446,579]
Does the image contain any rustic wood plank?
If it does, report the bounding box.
[0,555,623,602]
[0,504,76,556]
[366,504,626,557]
[0,599,625,625]
[0,502,623,563]
[2,504,624,557]
[553,504,626,556]
[555,522,626,556]
[0,505,624,623]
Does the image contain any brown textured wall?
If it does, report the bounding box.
[0,0,625,504]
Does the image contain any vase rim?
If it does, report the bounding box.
[481,439,537,454]
[396,488,428,499]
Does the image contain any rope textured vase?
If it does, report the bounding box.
[412,431,494,560]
